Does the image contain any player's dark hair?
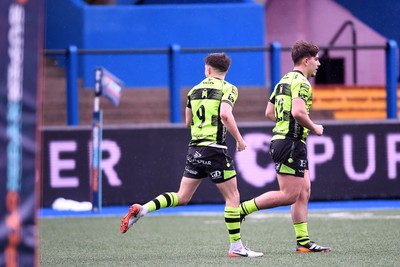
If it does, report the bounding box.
[205,53,231,73]
[291,40,319,65]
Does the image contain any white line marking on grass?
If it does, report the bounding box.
[223,211,400,221]
[311,212,400,220]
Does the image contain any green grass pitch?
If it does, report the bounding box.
[39,210,400,267]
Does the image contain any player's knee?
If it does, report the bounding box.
[284,191,301,205]
[224,191,240,207]
[300,189,311,201]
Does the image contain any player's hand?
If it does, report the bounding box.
[312,124,324,136]
[236,139,247,152]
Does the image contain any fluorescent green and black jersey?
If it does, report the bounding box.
[269,70,313,142]
[186,77,238,147]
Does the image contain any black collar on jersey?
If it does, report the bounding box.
[209,76,223,80]
[292,70,304,76]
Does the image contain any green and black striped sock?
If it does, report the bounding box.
[146,192,179,213]
[240,199,259,216]
[294,222,310,245]
[225,206,241,243]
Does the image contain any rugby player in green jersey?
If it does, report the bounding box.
[121,53,263,258]
[240,40,332,253]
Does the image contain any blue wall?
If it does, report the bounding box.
[45,0,266,88]
[334,0,400,79]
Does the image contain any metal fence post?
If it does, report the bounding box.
[386,39,398,119]
[169,44,181,123]
[270,42,281,94]
[66,45,79,125]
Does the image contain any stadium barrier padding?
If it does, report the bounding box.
[41,120,400,207]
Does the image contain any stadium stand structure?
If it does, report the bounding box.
[312,86,400,120]
[43,0,399,125]
[43,58,269,126]
[49,59,400,126]
[334,0,400,55]
[44,57,400,125]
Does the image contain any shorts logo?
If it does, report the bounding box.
[275,163,281,172]
[185,167,198,175]
[210,171,222,179]
[194,151,202,158]
[196,159,211,165]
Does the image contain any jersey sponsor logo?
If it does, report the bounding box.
[202,79,214,85]
[227,94,235,103]
[276,83,291,96]
[191,88,222,100]
[299,83,310,100]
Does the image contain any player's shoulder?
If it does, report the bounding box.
[222,80,237,92]
[284,71,307,82]
[222,79,234,86]
[286,72,310,91]
[188,79,207,94]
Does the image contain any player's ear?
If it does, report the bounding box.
[304,57,309,65]
[205,65,212,76]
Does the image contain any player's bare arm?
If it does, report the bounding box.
[265,101,276,122]
[185,107,193,128]
[291,98,323,136]
[220,102,246,151]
